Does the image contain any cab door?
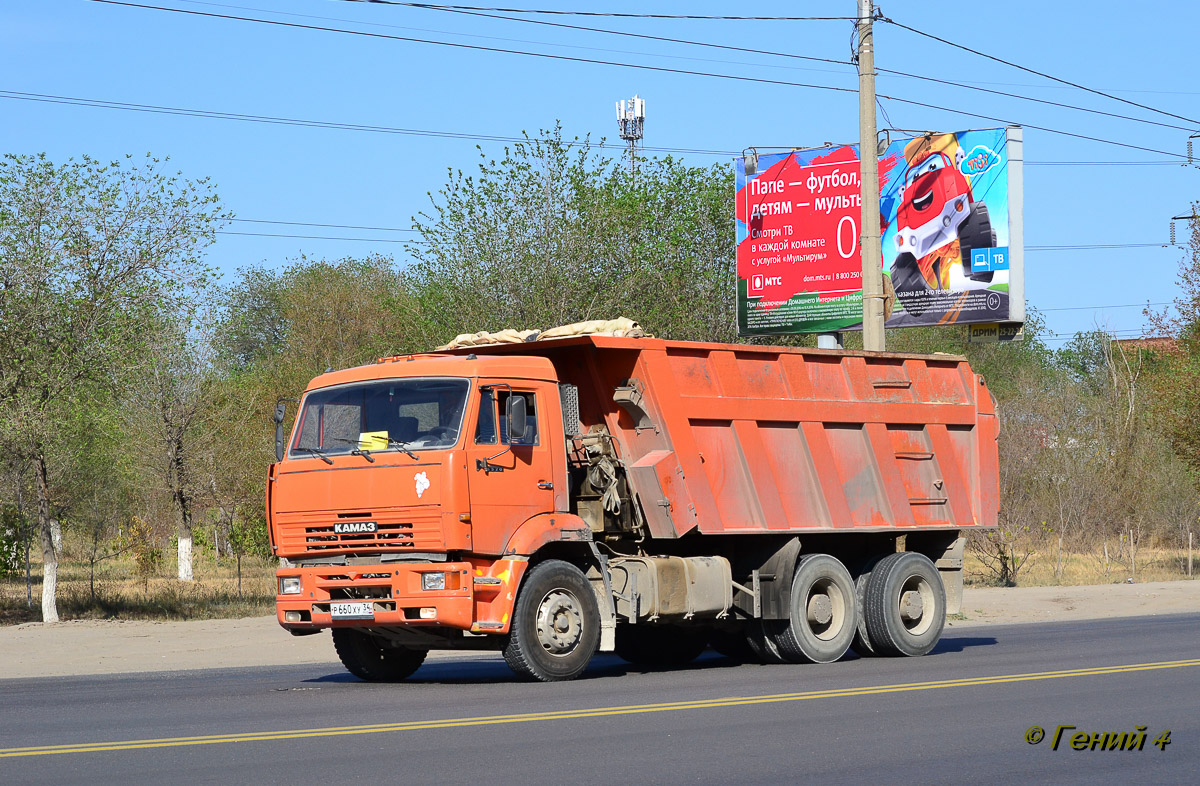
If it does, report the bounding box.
[465,380,564,555]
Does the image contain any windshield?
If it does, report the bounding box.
[290,378,469,458]
[903,153,949,190]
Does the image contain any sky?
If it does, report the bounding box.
[3,0,1197,348]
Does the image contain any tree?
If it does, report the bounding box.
[1146,205,1200,473]
[408,127,736,343]
[0,153,226,621]
[122,312,216,581]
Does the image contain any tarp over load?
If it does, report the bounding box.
[436,317,647,350]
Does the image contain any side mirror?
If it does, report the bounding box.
[506,395,527,443]
[274,401,288,462]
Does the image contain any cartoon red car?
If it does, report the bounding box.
[890,150,995,315]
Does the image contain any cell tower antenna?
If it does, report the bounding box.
[615,94,646,175]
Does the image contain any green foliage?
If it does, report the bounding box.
[0,506,25,577]
[228,513,271,561]
[409,127,736,342]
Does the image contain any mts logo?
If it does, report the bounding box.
[748,274,782,296]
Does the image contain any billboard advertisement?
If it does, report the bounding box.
[736,127,1024,335]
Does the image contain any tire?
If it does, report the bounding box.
[745,621,787,664]
[851,555,886,658]
[889,252,930,316]
[615,624,708,668]
[332,628,427,682]
[709,627,759,663]
[503,559,600,682]
[863,552,946,657]
[765,554,856,664]
[957,202,996,283]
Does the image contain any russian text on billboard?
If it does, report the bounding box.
[735,127,1024,335]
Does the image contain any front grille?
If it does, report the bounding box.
[306,521,416,551]
[274,510,443,557]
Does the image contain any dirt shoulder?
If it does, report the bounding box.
[2,580,1197,680]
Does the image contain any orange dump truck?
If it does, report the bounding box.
[268,336,998,681]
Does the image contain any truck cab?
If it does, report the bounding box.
[270,354,575,660]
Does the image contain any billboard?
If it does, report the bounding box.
[736,127,1024,335]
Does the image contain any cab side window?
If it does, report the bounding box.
[474,388,497,445]
[498,391,538,446]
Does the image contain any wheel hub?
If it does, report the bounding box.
[807,593,833,626]
[899,590,924,622]
[535,589,583,655]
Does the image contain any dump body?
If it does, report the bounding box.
[447,336,999,540]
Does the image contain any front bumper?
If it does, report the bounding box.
[276,561,475,632]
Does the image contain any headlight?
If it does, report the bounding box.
[421,572,446,591]
[280,576,302,595]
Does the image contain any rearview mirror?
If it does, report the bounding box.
[274,401,289,462]
[506,395,527,443]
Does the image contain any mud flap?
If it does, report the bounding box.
[588,541,617,652]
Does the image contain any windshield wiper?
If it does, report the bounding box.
[384,438,420,461]
[296,447,333,465]
[330,437,376,463]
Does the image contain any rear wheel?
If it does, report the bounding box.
[863,552,946,657]
[851,557,884,658]
[332,629,427,682]
[765,554,856,664]
[745,622,787,664]
[503,559,600,682]
[615,625,708,668]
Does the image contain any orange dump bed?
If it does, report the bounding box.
[450,337,998,539]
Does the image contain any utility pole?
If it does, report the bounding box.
[857,0,886,351]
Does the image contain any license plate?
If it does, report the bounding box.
[330,601,374,620]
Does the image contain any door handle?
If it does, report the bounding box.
[537,481,554,490]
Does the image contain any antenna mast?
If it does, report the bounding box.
[616,94,646,175]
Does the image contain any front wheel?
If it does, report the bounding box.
[503,559,600,682]
[332,628,428,682]
[863,552,946,657]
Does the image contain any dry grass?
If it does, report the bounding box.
[4,542,1197,624]
[965,546,1199,587]
[0,555,275,625]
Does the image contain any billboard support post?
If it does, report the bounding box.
[857,0,885,351]
[1006,126,1026,323]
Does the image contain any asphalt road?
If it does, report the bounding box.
[2,615,1197,785]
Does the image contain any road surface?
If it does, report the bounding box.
[2,614,1196,784]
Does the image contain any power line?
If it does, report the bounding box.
[877,67,1196,133]
[341,0,850,67]
[84,1,1192,160]
[218,230,425,243]
[383,4,856,21]
[0,89,733,156]
[87,1,865,97]
[231,218,418,232]
[175,0,851,78]
[359,0,1195,135]
[1027,161,1180,166]
[1027,243,1167,251]
[1039,302,1169,312]
[881,16,1200,128]
[7,89,1192,169]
